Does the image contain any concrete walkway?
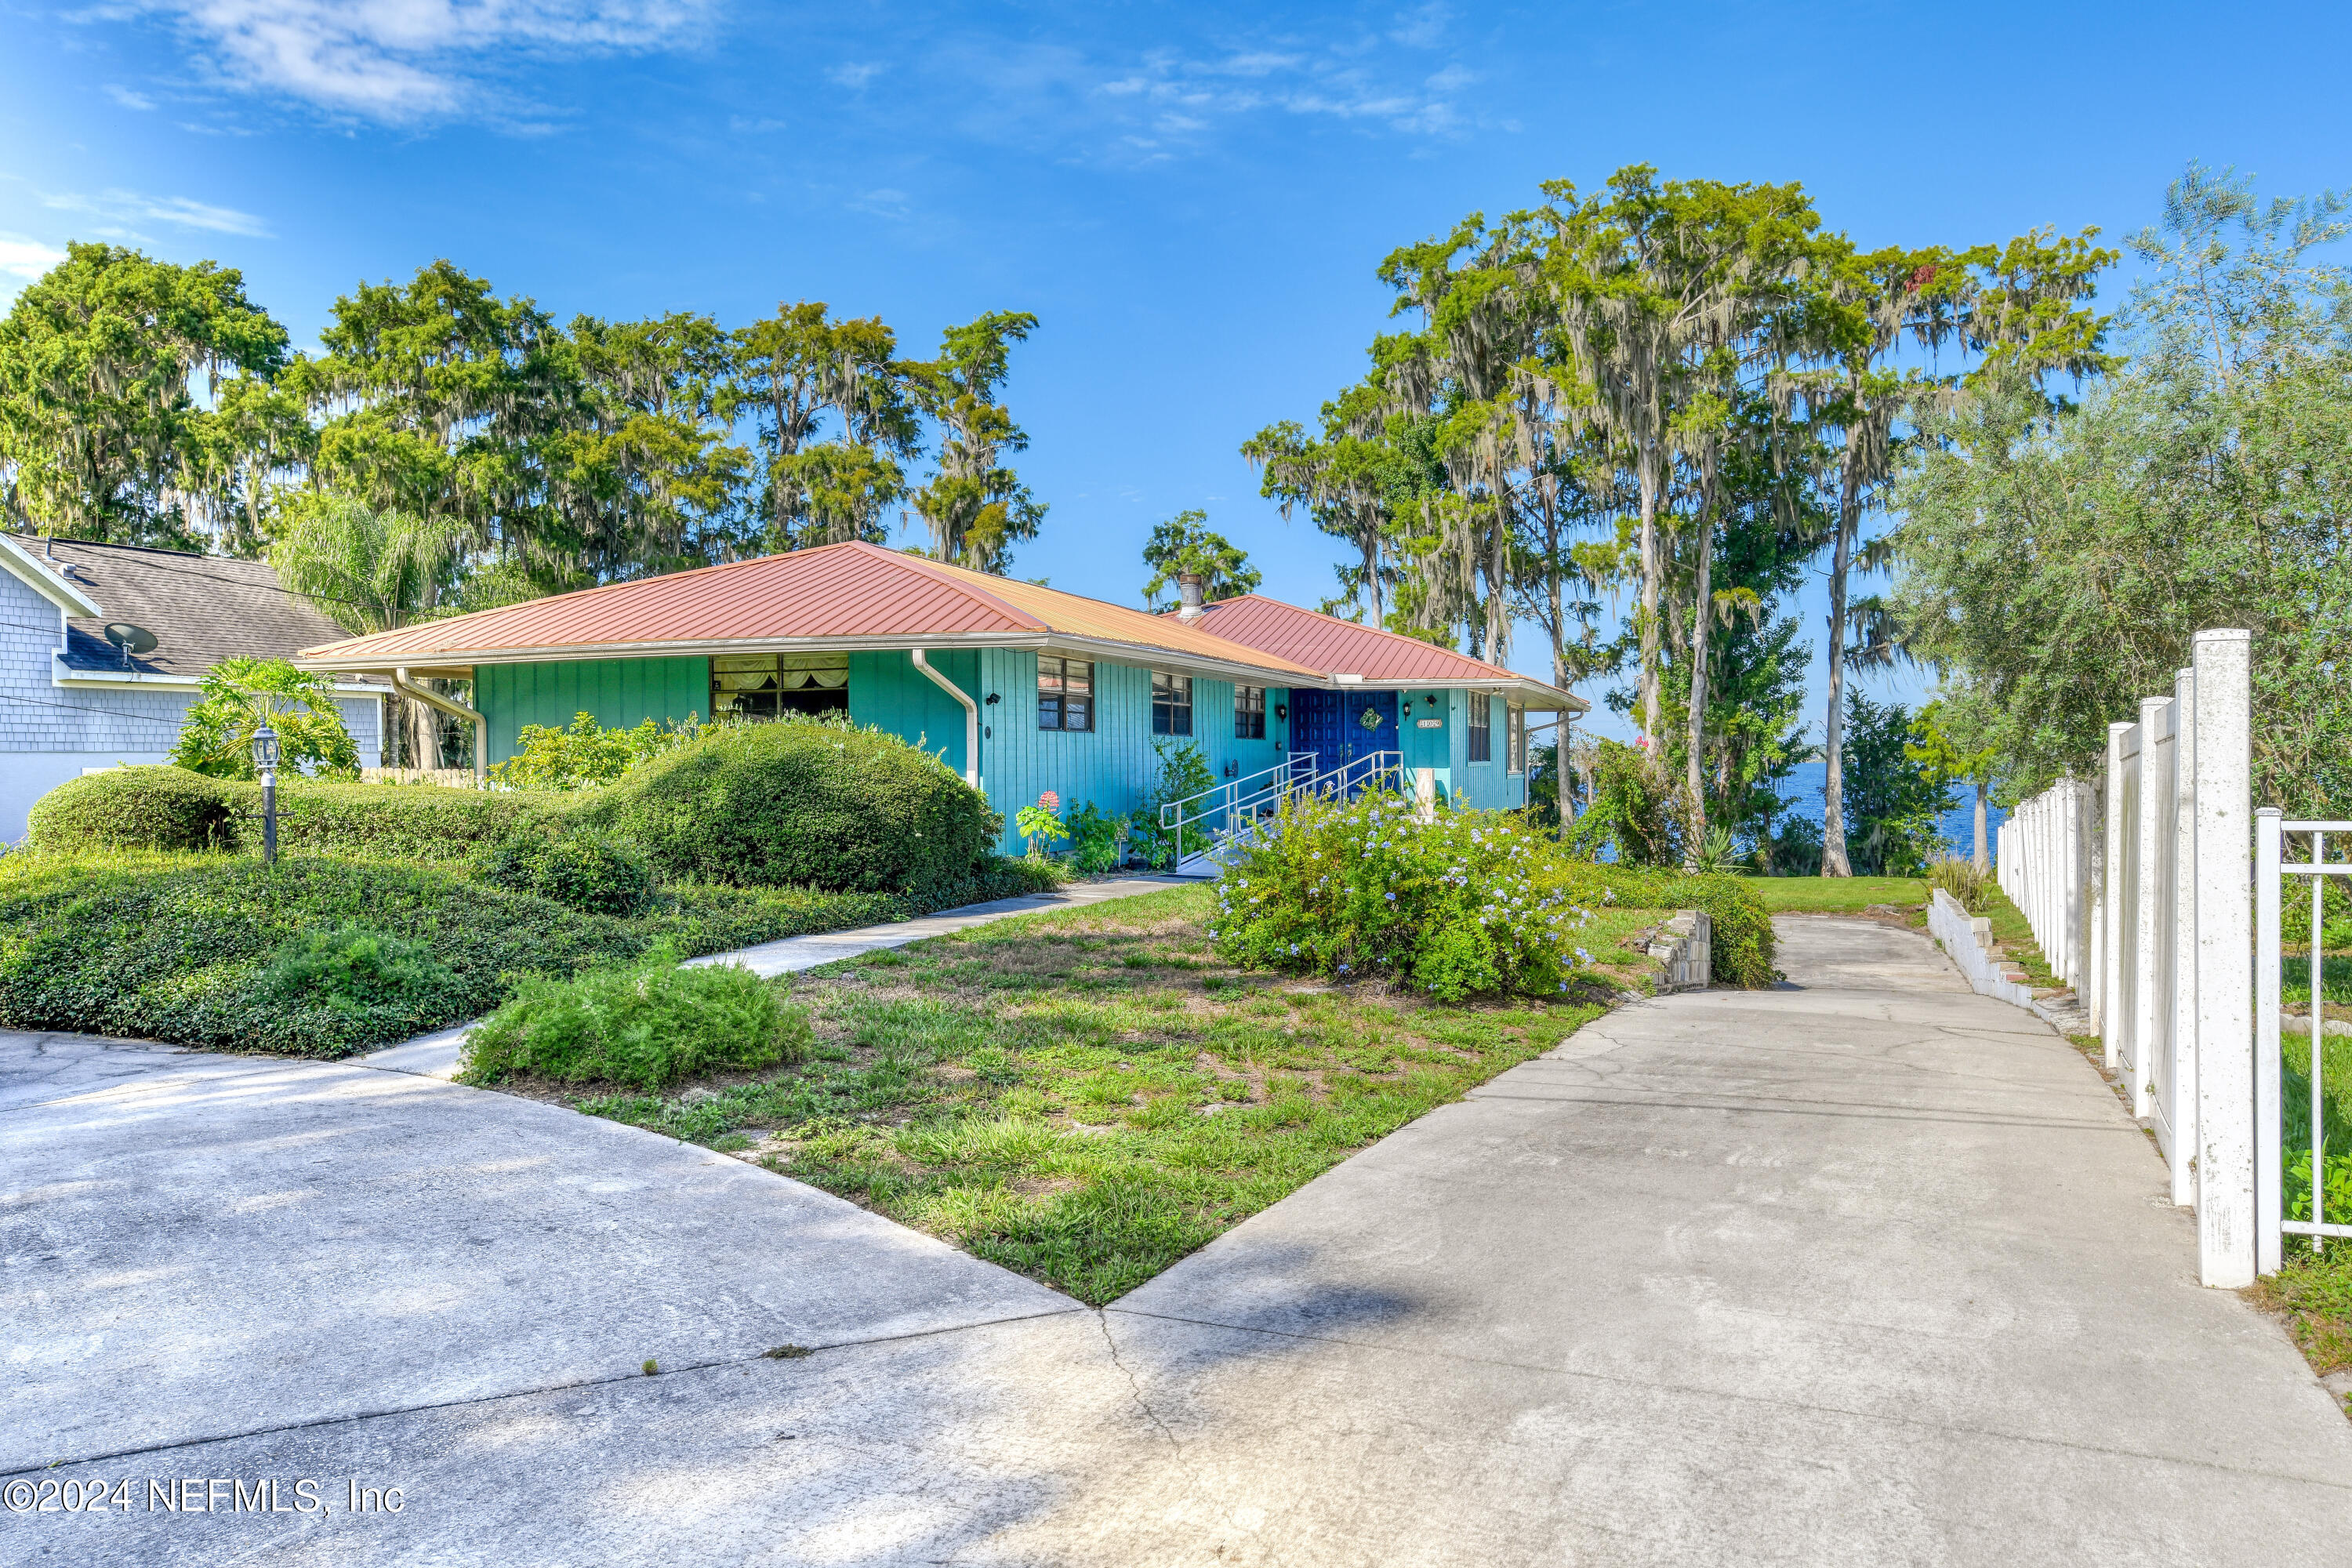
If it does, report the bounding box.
[6,917,2350,1565]
[357,873,1186,1080]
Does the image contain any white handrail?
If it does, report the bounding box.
[1160,753,1317,835]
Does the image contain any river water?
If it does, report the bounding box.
[1773,759,2004,865]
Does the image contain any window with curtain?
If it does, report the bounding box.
[1037,655,1094,731]
[1468,694,1493,762]
[711,652,848,718]
[1152,670,1192,735]
[1234,684,1266,739]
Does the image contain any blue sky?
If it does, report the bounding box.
[4,1,2347,743]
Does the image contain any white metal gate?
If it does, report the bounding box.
[2256,812,2352,1273]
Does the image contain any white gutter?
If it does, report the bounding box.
[298,630,1324,691]
[52,655,384,696]
[393,667,488,786]
[910,649,980,788]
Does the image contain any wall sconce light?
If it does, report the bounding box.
[1275,703,1287,720]
[985,692,1001,706]
[1424,694,1438,709]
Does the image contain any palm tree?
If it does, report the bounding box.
[268,494,462,767]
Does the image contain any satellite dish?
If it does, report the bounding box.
[103,622,158,669]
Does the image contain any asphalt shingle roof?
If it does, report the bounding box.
[8,535,372,681]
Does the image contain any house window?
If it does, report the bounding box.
[1508,703,1527,774]
[713,652,848,719]
[1038,656,1094,731]
[1234,684,1266,740]
[1152,670,1192,736]
[1468,695,1493,763]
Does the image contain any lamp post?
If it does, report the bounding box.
[252,722,280,867]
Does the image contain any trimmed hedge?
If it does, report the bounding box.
[0,851,1064,1058]
[482,825,656,915]
[25,767,572,861]
[27,766,238,852]
[579,717,1000,901]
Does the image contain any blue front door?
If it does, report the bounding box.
[1290,689,1399,775]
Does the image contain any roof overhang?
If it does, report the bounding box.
[1326,673,1589,713]
[0,534,104,618]
[298,632,1588,709]
[298,630,1323,691]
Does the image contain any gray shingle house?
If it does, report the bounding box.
[2,534,383,840]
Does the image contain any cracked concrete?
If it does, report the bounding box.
[6,915,2351,1565]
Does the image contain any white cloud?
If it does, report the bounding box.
[1058,39,1468,155]
[122,1,716,121]
[105,84,158,111]
[826,61,882,89]
[1389,2,1450,49]
[728,114,786,133]
[849,187,909,220]
[0,235,71,283]
[42,188,273,238]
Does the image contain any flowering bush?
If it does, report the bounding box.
[1210,791,1610,1001]
[1014,792,1069,859]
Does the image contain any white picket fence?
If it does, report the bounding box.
[1991,630,2263,1287]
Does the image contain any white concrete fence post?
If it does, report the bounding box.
[2132,696,2169,1123]
[2255,807,2284,1279]
[2171,665,2199,1208]
[2191,629,2254,1289]
[2103,724,2131,1051]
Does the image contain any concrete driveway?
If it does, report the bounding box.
[6,918,2350,1565]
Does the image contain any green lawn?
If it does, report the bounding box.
[575,883,1665,1304]
[1747,876,1926,914]
[2285,953,2352,1013]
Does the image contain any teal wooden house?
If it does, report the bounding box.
[297,542,1585,855]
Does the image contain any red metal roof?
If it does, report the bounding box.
[1192,595,1584,708]
[1189,595,1453,677]
[298,541,1322,680]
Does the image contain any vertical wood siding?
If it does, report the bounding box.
[477,656,712,763]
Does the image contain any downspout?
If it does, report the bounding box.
[392,667,488,786]
[910,649,980,789]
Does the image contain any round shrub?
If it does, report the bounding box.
[483,826,655,916]
[583,717,997,900]
[27,766,234,852]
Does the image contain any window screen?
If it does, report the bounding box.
[712,652,848,719]
[1038,656,1094,731]
[1468,694,1493,762]
[1234,684,1266,740]
[1508,704,1527,773]
[1152,670,1193,736]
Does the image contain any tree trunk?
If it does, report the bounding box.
[1820,429,1861,878]
[1683,502,1714,869]
[1973,782,1990,873]
[1636,445,1661,741]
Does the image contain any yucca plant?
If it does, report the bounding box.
[1926,853,1993,913]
